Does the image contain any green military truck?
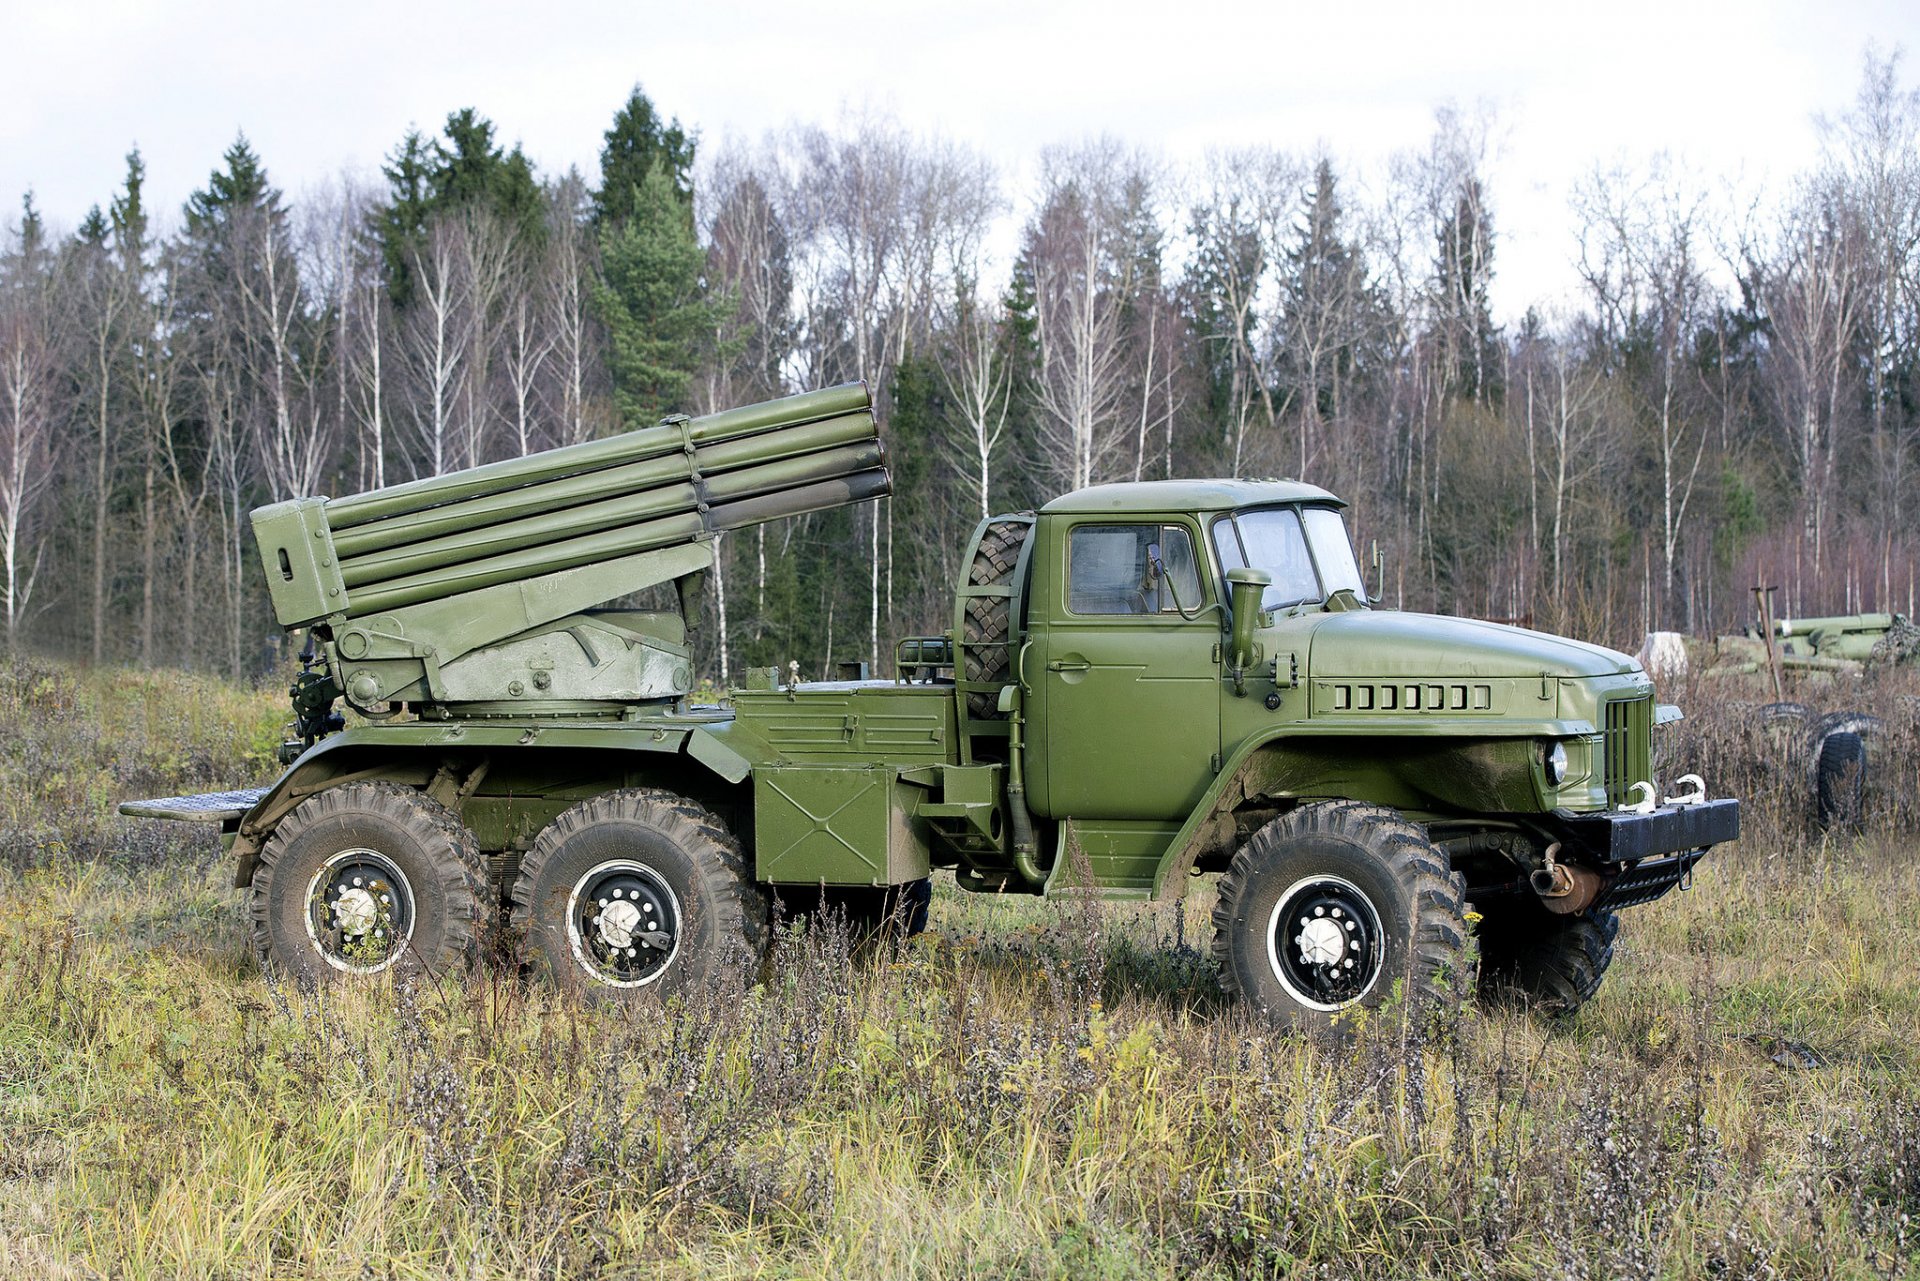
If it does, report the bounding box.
[123,384,1738,1031]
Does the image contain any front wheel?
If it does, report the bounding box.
[1475,898,1618,1015]
[1212,802,1469,1037]
[511,789,767,999]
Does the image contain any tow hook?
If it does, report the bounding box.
[1530,842,1605,915]
[1623,781,1658,814]
[1664,774,1707,806]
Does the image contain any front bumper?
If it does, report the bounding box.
[1547,797,1740,910]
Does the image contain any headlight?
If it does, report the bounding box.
[1543,741,1569,785]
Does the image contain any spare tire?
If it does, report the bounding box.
[961,517,1033,718]
[1815,731,1867,831]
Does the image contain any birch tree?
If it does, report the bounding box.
[1576,160,1716,620]
[0,212,57,647]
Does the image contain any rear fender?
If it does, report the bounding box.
[229,721,748,887]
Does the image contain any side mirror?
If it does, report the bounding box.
[1225,568,1271,675]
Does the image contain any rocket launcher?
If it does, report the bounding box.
[250,383,889,712]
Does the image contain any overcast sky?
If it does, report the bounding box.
[3,0,1915,319]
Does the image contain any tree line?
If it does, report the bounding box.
[3,57,1918,682]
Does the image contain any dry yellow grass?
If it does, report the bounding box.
[0,658,1915,1279]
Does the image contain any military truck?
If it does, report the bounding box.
[123,383,1739,1031]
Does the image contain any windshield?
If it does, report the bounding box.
[1302,507,1366,599]
[1211,505,1366,609]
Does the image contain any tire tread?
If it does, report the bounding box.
[1210,801,1468,1025]
[248,781,487,979]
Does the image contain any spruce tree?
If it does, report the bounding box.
[592,86,709,425]
[370,111,544,305]
[1433,177,1501,403]
[594,87,695,226]
[1278,159,1386,424]
[179,135,288,311]
[596,168,714,425]
[373,130,437,306]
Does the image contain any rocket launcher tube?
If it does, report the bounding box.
[325,381,871,529]
[337,440,887,588]
[344,470,891,616]
[329,412,878,558]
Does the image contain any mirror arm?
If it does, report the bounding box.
[1147,548,1220,623]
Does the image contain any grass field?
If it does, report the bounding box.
[1,657,1916,1279]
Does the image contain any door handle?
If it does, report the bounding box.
[1047,659,1091,673]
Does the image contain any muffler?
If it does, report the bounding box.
[1530,843,1606,914]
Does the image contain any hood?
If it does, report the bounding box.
[1305,611,1637,680]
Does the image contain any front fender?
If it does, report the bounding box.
[1147,719,1591,899]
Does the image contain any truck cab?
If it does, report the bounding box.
[941,479,1737,1027]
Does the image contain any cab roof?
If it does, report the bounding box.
[1038,478,1344,516]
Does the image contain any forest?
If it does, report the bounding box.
[2,54,1917,682]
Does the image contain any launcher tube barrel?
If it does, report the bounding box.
[346,470,891,615]
[331,412,877,558]
[1775,612,1895,637]
[326,382,871,529]
[339,440,886,588]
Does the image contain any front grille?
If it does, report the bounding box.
[1602,695,1653,806]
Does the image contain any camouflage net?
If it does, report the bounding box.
[1870,614,1920,666]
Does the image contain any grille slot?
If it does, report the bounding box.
[1602,695,1653,806]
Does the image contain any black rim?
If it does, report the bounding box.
[566,860,682,986]
[1266,875,1385,1011]
[305,848,414,973]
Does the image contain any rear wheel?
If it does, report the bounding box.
[1475,897,1619,1016]
[511,788,767,998]
[1212,802,1468,1037]
[777,878,932,942]
[249,782,487,985]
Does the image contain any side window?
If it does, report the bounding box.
[1068,524,1203,616]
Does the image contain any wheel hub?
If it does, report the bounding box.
[332,886,380,938]
[597,898,644,949]
[304,849,414,974]
[567,860,681,987]
[1297,915,1347,966]
[1266,875,1385,1012]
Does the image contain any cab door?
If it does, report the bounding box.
[1028,519,1221,820]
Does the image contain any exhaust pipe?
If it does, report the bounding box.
[1530,843,1606,914]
